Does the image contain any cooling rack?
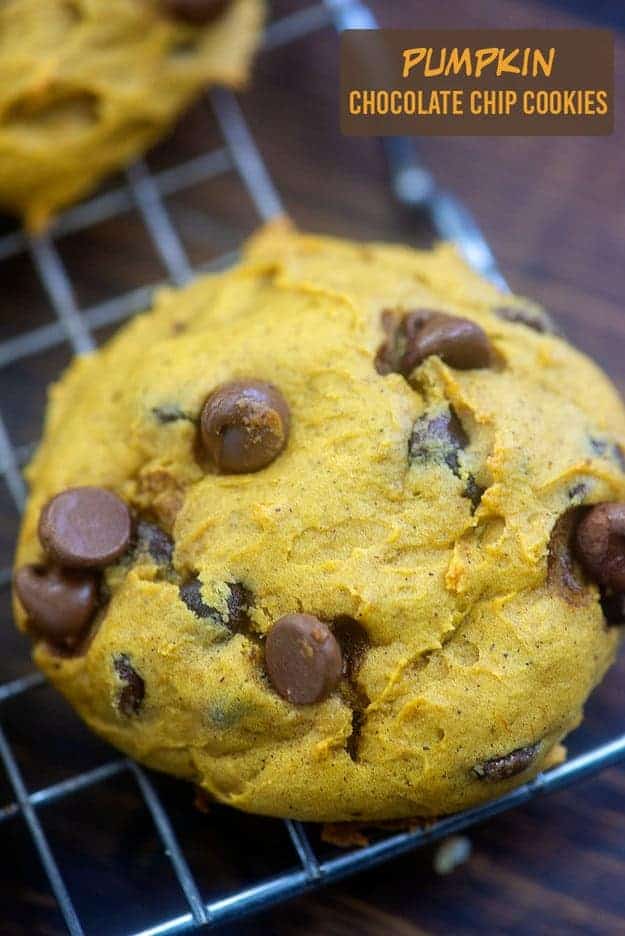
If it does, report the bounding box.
[0,1,624,934]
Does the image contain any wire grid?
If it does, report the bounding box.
[0,2,624,934]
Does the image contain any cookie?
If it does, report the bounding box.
[13,221,625,821]
[0,0,264,230]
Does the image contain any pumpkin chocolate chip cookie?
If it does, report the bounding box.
[13,221,625,821]
[0,0,264,230]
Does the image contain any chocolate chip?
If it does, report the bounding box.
[134,520,174,565]
[332,617,369,681]
[410,314,493,370]
[409,408,468,476]
[332,617,370,761]
[410,409,484,511]
[375,308,437,376]
[473,743,539,781]
[345,708,366,763]
[463,475,485,512]
[548,508,587,598]
[152,405,194,424]
[14,564,98,648]
[179,577,253,633]
[575,503,625,591]
[226,582,253,631]
[38,487,132,569]
[113,654,145,717]
[161,0,229,25]
[377,310,492,375]
[495,305,557,335]
[265,614,343,705]
[200,380,290,474]
[600,591,625,626]
[179,577,218,621]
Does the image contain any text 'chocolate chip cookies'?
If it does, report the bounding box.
[13,222,625,822]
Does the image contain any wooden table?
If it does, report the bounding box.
[0,1,623,933]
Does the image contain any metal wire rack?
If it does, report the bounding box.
[0,2,624,934]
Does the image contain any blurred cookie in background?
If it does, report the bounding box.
[0,0,265,230]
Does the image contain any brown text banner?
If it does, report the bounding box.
[340,29,614,136]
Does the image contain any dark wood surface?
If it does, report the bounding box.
[0,1,624,934]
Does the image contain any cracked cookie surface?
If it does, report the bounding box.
[13,220,625,821]
[0,0,264,229]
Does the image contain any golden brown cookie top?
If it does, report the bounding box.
[13,222,625,821]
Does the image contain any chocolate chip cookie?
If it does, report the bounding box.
[13,221,625,821]
[0,0,264,230]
